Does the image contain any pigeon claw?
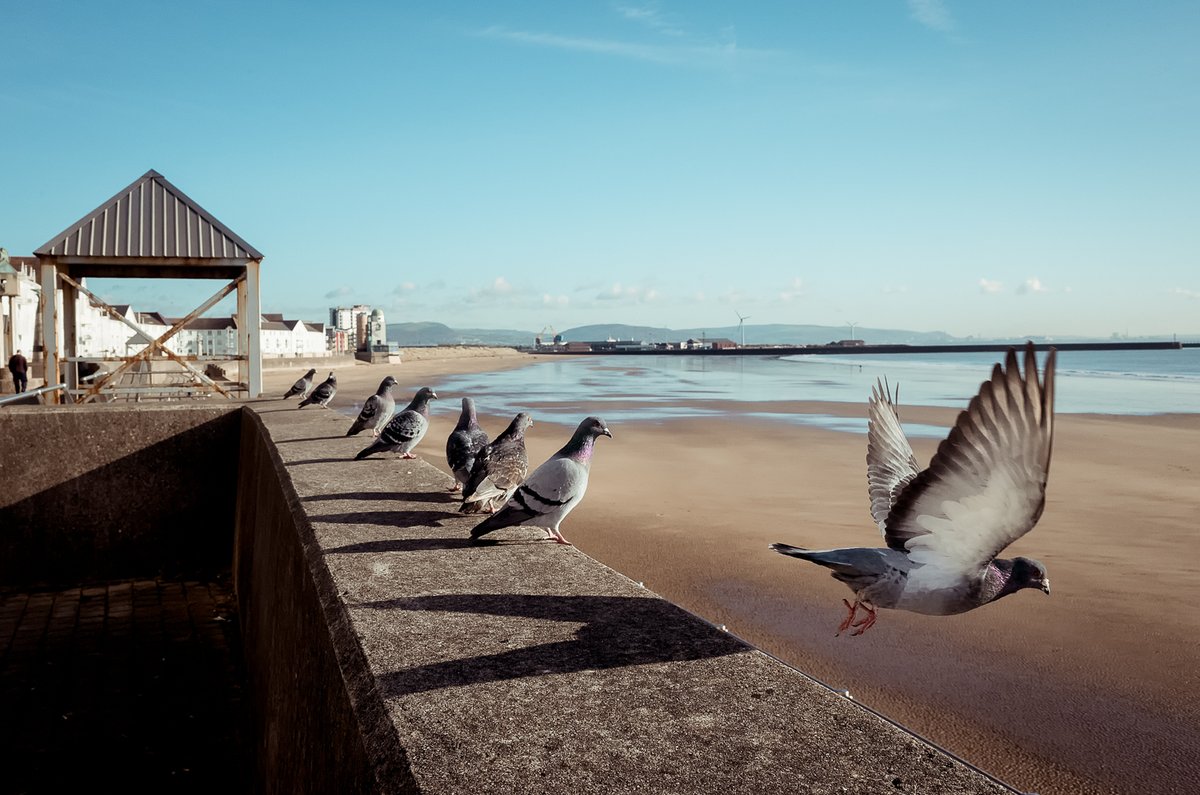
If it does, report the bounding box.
[836,599,860,636]
[849,603,878,637]
[400,453,417,459]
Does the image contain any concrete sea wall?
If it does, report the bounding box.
[1,400,1015,793]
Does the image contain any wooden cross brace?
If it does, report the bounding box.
[57,272,246,402]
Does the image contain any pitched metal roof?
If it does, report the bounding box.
[35,170,262,260]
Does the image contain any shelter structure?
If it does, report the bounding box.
[34,170,263,402]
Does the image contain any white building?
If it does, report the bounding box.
[329,304,371,350]
[367,308,386,348]
[0,254,40,361]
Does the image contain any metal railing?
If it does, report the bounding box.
[0,383,67,407]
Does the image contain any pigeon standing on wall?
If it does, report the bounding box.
[355,387,438,460]
[298,372,337,409]
[771,342,1056,636]
[283,368,317,399]
[471,416,611,545]
[460,412,533,514]
[346,376,398,437]
[445,397,490,492]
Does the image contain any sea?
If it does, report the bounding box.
[431,348,1200,436]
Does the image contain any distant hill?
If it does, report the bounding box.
[560,323,961,346]
[386,322,535,347]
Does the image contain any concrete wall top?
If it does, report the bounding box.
[246,402,1014,794]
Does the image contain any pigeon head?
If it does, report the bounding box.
[377,376,397,394]
[581,416,612,439]
[560,416,612,463]
[1007,557,1051,596]
[305,368,317,377]
[455,397,479,430]
[326,371,337,383]
[499,412,533,440]
[407,386,438,413]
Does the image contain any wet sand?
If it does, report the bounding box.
[266,353,1200,795]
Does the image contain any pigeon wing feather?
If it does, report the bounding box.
[883,344,1056,575]
[866,377,921,533]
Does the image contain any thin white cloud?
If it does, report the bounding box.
[882,285,909,295]
[779,277,805,302]
[907,0,955,33]
[542,293,570,307]
[1170,287,1200,299]
[1017,277,1047,295]
[979,278,1003,294]
[615,3,686,37]
[465,276,518,304]
[475,25,769,69]
[324,286,353,300]
[596,282,657,302]
[392,281,416,295]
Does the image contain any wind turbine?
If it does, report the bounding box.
[736,311,751,347]
[847,320,859,341]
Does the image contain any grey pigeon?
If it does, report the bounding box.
[346,376,398,437]
[283,368,317,399]
[355,387,437,460]
[460,412,533,514]
[298,372,337,409]
[445,397,490,492]
[471,416,611,545]
[771,342,1056,636]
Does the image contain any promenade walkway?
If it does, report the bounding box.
[0,577,249,793]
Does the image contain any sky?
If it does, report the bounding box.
[2,0,1198,339]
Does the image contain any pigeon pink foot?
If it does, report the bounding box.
[836,599,860,636]
[849,603,878,636]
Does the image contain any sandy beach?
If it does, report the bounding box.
[265,351,1200,795]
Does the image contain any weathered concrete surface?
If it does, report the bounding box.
[248,402,1013,795]
[0,404,241,586]
[235,405,419,795]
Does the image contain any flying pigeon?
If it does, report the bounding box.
[445,397,490,492]
[298,372,337,409]
[460,412,533,514]
[354,387,438,460]
[346,376,398,437]
[771,342,1056,636]
[470,416,611,545]
[283,368,317,399]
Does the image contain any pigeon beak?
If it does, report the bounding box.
[430,391,438,400]
[601,427,612,438]
[1040,579,1051,595]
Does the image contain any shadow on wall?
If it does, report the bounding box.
[0,412,242,587]
[353,593,749,698]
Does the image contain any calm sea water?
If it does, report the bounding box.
[430,349,1200,434]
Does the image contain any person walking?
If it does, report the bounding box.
[7,350,28,393]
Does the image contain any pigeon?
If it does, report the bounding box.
[346,376,398,437]
[355,387,438,460]
[771,342,1056,636]
[445,397,490,492]
[471,416,611,545]
[460,412,533,514]
[298,372,337,409]
[283,368,317,399]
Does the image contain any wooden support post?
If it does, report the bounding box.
[61,276,78,394]
[245,259,262,397]
[236,275,248,394]
[39,260,59,403]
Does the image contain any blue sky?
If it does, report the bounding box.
[2,1,1197,338]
